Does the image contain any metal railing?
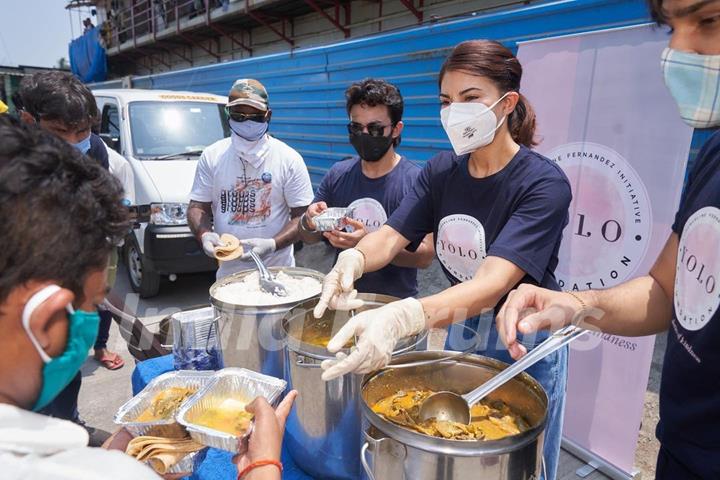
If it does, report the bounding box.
[105,0,228,49]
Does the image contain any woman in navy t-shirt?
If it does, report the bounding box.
[315,40,571,479]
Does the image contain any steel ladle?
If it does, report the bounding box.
[418,325,586,424]
[247,250,288,297]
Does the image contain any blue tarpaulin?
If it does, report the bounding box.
[69,26,107,83]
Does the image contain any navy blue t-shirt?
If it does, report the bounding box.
[315,156,421,298]
[88,133,109,170]
[386,146,571,295]
[656,131,720,478]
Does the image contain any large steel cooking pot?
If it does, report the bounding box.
[360,351,548,480]
[210,267,323,379]
[282,294,427,480]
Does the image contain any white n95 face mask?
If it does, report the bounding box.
[440,92,509,155]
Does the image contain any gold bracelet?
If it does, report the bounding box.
[565,290,586,310]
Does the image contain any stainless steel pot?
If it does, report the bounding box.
[209,267,324,379]
[282,294,427,480]
[360,351,548,480]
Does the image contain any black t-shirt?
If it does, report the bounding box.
[657,131,720,477]
[314,156,421,298]
[386,146,571,293]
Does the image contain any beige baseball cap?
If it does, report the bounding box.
[226,78,269,111]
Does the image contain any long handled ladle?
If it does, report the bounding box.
[418,325,586,424]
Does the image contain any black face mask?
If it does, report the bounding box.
[349,133,394,162]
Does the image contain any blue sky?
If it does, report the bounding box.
[0,0,92,68]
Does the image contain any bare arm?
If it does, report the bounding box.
[496,233,678,359]
[355,225,412,273]
[274,206,308,250]
[187,200,213,242]
[390,234,435,269]
[421,256,526,329]
[578,233,677,335]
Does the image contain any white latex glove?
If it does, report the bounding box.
[320,297,427,381]
[313,248,366,318]
[201,232,223,258]
[240,238,277,259]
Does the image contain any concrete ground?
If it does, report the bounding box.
[78,242,662,479]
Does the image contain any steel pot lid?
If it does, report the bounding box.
[282,294,426,361]
[360,351,548,457]
[209,267,324,314]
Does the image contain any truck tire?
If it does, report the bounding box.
[125,236,161,298]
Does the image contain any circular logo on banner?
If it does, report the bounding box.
[674,206,720,331]
[436,214,486,282]
[348,197,387,233]
[548,142,652,291]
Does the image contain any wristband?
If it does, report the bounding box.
[238,459,283,479]
[299,212,315,232]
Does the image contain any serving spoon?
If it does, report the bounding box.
[418,325,586,424]
[247,250,288,297]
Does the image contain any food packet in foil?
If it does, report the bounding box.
[171,307,224,371]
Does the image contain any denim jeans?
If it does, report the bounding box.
[446,312,568,480]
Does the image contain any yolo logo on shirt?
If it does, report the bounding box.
[549,142,652,291]
[436,214,486,282]
[674,206,720,332]
[348,198,387,233]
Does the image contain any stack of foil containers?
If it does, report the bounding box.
[171,307,224,371]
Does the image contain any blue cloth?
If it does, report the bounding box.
[314,156,421,297]
[446,313,567,480]
[132,355,313,480]
[386,147,571,288]
[69,26,107,83]
[657,130,720,478]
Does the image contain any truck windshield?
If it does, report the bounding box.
[129,101,229,159]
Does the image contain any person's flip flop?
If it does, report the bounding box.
[96,353,125,370]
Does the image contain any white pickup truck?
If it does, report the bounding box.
[93,89,228,297]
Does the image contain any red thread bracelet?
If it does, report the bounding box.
[238,459,283,479]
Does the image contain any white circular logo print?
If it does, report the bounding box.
[436,214,486,282]
[674,206,720,331]
[348,198,387,233]
[548,142,652,291]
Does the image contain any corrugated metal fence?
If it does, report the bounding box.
[94,0,654,188]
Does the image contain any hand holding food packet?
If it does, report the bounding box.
[114,369,293,476]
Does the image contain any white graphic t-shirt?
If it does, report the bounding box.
[190,135,313,278]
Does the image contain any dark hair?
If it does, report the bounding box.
[439,40,537,148]
[647,0,667,25]
[0,116,129,305]
[345,78,404,146]
[18,71,98,127]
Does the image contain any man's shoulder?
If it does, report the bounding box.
[202,137,232,158]
[329,157,361,175]
[397,156,422,175]
[267,135,303,161]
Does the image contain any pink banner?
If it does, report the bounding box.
[517,25,694,475]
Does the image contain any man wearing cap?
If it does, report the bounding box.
[188,79,314,279]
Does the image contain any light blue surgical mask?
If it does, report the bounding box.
[72,134,92,154]
[229,118,268,141]
[661,48,720,129]
[22,285,100,411]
